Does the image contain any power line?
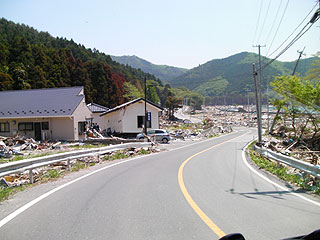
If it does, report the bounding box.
[257,0,272,44]
[267,3,318,58]
[252,0,264,44]
[265,0,289,57]
[262,9,319,70]
[264,0,283,47]
[167,72,253,88]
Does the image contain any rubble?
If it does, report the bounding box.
[0,135,63,160]
[262,126,320,166]
[1,145,162,187]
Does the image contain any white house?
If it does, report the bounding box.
[100,98,163,134]
[0,87,92,141]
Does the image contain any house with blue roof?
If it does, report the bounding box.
[0,87,92,141]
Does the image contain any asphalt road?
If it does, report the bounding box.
[1,128,319,240]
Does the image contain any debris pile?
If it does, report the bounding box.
[1,145,161,187]
[201,125,233,138]
[263,126,320,165]
[0,135,62,159]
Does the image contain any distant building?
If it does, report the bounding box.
[0,87,92,141]
[87,102,109,130]
[100,98,163,135]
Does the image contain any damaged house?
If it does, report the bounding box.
[0,86,92,141]
[87,102,109,130]
[100,98,163,135]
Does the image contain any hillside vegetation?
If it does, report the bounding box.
[169,52,317,104]
[111,55,189,82]
[0,18,165,108]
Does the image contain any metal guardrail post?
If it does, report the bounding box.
[97,154,101,164]
[29,169,33,184]
[67,158,71,171]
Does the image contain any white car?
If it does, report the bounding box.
[136,129,171,143]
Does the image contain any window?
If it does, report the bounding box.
[147,130,155,135]
[78,121,86,135]
[41,122,49,130]
[137,116,144,128]
[137,115,151,128]
[18,122,33,131]
[0,122,10,132]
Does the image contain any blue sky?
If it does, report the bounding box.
[0,0,319,69]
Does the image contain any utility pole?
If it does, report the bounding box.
[292,47,305,75]
[253,44,265,144]
[252,63,262,144]
[144,77,147,135]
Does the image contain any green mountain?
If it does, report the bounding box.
[111,55,189,82]
[169,52,317,98]
[0,18,164,108]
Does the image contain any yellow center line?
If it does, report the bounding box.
[178,132,248,238]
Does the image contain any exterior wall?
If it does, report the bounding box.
[51,117,74,140]
[122,102,160,133]
[72,100,93,140]
[102,111,122,133]
[102,101,161,134]
[91,112,105,131]
[0,118,64,140]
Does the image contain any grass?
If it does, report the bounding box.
[0,185,29,202]
[71,162,87,172]
[42,169,62,180]
[248,142,320,196]
[0,150,68,162]
[103,151,129,161]
[69,144,107,149]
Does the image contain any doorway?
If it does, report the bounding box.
[34,122,41,140]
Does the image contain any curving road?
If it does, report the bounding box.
[1,128,319,240]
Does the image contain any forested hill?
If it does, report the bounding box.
[111,55,189,82]
[0,18,163,108]
[169,52,317,96]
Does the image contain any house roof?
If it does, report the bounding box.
[100,98,163,116]
[0,86,85,119]
[87,103,109,113]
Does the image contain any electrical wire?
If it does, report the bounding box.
[264,0,283,47]
[262,20,316,70]
[252,0,264,45]
[267,3,318,58]
[265,0,289,57]
[257,0,272,44]
[168,72,253,88]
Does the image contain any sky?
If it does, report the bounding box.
[0,0,319,69]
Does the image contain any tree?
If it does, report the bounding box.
[270,56,320,140]
[271,75,320,112]
[146,85,160,104]
[0,72,13,90]
[123,82,142,101]
[165,91,182,120]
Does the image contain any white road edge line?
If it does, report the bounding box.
[0,130,243,229]
[0,155,151,228]
[242,142,320,208]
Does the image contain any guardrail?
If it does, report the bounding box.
[0,142,152,183]
[253,145,320,178]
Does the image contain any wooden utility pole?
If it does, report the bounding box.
[144,77,147,135]
[253,45,265,144]
[292,47,305,75]
[252,63,262,144]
